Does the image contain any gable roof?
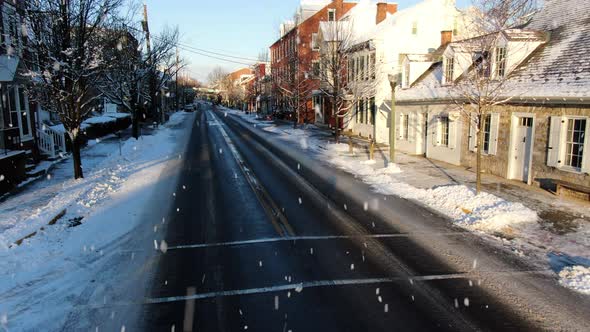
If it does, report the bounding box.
[399,0,590,103]
[505,0,590,98]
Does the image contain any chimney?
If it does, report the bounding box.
[440,30,453,46]
[376,2,398,25]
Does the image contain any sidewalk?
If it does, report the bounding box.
[0,123,155,249]
[221,107,590,295]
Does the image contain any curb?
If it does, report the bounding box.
[10,209,67,248]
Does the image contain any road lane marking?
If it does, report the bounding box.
[207,110,295,237]
[166,232,468,250]
[145,269,553,304]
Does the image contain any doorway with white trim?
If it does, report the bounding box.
[509,114,535,183]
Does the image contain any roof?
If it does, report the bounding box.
[319,21,352,42]
[398,0,590,102]
[505,0,590,98]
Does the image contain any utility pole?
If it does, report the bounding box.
[143,4,159,123]
[143,4,152,63]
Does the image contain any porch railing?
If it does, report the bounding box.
[46,126,67,153]
[37,125,67,158]
[37,129,56,158]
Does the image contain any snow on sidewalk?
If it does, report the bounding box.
[0,111,194,330]
[224,108,590,294]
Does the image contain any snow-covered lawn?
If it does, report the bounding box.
[222,107,590,295]
[0,111,195,330]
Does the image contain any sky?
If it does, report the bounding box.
[145,0,472,82]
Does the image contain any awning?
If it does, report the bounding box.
[0,56,19,82]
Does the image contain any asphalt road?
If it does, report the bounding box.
[141,104,544,331]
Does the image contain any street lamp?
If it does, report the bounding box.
[388,74,398,162]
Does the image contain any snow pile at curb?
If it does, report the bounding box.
[0,112,192,250]
[323,144,538,233]
[558,266,590,294]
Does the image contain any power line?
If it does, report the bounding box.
[176,41,260,62]
[124,24,260,65]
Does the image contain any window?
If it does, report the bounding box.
[311,33,319,51]
[495,47,507,78]
[401,114,409,140]
[440,116,450,146]
[370,53,376,80]
[365,55,370,80]
[444,56,454,84]
[369,97,376,126]
[482,114,491,153]
[565,118,586,169]
[312,61,320,77]
[355,99,361,123]
[328,9,336,21]
[519,117,533,127]
[360,56,365,81]
[412,21,418,35]
[355,57,360,81]
[348,58,353,82]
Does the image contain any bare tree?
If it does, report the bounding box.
[97,24,146,139]
[146,26,185,122]
[276,37,312,127]
[318,20,378,143]
[448,0,540,194]
[98,22,183,138]
[26,0,124,179]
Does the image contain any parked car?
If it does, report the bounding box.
[184,104,195,111]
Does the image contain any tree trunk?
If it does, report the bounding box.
[130,98,140,139]
[132,108,140,140]
[476,113,483,195]
[333,99,340,143]
[72,134,84,179]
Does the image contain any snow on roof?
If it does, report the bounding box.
[399,0,590,101]
[358,0,453,44]
[83,116,117,125]
[505,0,590,98]
[406,54,435,62]
[319,21,352,42]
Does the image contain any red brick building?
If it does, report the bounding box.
[270,0,358,124]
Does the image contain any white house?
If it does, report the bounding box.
[395,0,590,195]
[344,0,463,144]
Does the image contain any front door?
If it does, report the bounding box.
[510,117,534,182]
[421,114,428,155]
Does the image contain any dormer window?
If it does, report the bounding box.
[328,9,336,21]
[444,56,454,84]
[474,51,490,78]
[494,47,507,78]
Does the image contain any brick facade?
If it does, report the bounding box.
[270,0,357,124]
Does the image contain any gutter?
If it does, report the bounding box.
[397,96,590,107]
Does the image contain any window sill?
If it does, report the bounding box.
[555,165,585,175]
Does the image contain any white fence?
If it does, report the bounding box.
[37,126,67,158]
